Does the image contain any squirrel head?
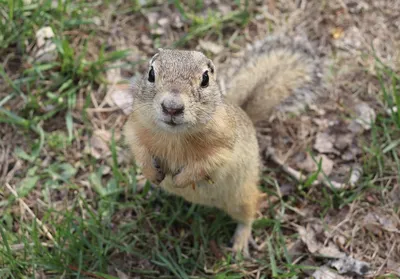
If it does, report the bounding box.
[131,49,222,133]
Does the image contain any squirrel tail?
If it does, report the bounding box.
[221,35,324,124]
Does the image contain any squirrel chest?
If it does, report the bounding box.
[134,124,233,172]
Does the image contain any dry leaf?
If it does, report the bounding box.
[298,224,370,277]
[34,26,57,63]
[172,14,183,28]
[298,225,345,258]
[318,242,345,258]
[331,27,344,39]
[353,102,376,130]
[295,153,334,176]
[106,63,123,83]
[140,33,153,45]
[314,132,338,154]
[318,155,334,177]
[362,212,400,233]
[348,164,362,186]
[390,185,400,206]
[312,266,350,279]
[209,240,224,260]
[109,84,134,115]
[298,225,319,253]
[116,268,130,279]
[86,130,113,159]
[330,257,370,276]
[387,259,400,274]
[146,12,158,25]
[158,17,170,26]
[334,134,354,150]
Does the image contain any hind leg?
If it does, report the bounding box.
[225,186,266,258]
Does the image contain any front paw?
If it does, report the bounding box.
[142,157,165,185]
[152,157,165,185]
[172,168,190,188]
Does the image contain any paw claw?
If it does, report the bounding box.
[150,157,165,185]
[152,157,161,169]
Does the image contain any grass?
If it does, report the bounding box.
[1,0,400,278]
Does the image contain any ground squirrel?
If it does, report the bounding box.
[123,35,323,257]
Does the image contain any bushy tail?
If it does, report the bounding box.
[220,36,324,124]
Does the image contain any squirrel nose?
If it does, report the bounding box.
[161,100,185,116]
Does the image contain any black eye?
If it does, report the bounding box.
[148,66,155,83]
[201,71,209,88]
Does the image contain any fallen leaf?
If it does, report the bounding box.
[331,27,344,39]
[312,266,350,279]
[157,17,170,26]
[334,133,354,150]
[209,240,224,260]
[17,176,39,198]
[314,132,338,154]
[172,14,183,28]
[280,183,296,196]
[353,101,376,130]
[387,259,400,274]
[140,33,153,45]
[390,185,400,206]
[318,242,345,258]
[34,26,57,63]
[116,268,130,279]
[298,225,319,253]
[86,130,113,159]
[295,153,334,176]
[106,63,123,83]
[348,164,362,186]
[362,212,400,233]
[330,257,370,276]
[341,144,362,161]
[109,83,134,115]
[36,26,55,48]
[146,12,158,25]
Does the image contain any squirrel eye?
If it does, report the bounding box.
[148,66,155,83]
[201,71,209,88]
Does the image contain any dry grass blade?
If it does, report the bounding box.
[4,183,57,245]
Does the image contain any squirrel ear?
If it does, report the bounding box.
[207,59,215,74]
[149,52,161,66]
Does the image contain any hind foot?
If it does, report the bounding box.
[230,223,262,259]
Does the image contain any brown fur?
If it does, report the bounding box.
[123,36,323,257]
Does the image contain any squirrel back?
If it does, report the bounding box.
[219,36,324,124]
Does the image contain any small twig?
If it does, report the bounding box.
[267,148,360,190]
[375,238,396,276]
[5,160,21,184]
[10,242,53,252]
[267,148,318,186]
[0,142,9,182]
[5,183,57,245]
[86,107,121,113]
[68,265,106,279]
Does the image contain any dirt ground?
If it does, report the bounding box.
[1,0,400,278]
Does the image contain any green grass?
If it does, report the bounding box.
[1,0,400,278]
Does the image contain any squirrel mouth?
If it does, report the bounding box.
[164,120,178,126]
